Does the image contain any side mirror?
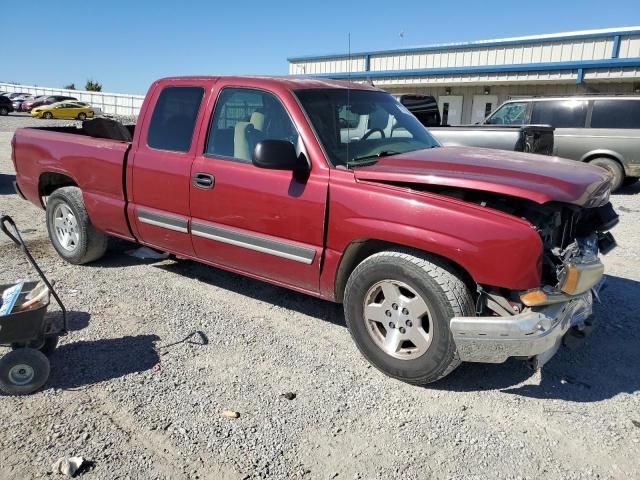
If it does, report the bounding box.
[253,140,310,174]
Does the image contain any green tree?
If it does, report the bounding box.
[63,83,76,90]
[85,79,102,92]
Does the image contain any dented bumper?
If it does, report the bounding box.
[450,291,593,366]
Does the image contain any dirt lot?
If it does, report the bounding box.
[0,113,639,479]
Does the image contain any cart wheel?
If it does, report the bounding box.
[11,335,60,357]
[0,348,50,396]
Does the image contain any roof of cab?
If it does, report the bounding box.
[155,75,380,91]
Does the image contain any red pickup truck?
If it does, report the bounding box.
[11,76,618,384]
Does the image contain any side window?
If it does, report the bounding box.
[531,100,588,128]
[338,105,360,129]
[485,102,527,125]
[591,100,640,129]
[147,86,204,152]
[206,88,298,162]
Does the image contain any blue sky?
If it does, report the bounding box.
[4,1,640,95]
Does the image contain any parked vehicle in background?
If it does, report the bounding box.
[31,101,94,120]
[22,95,48,112]
[390,93,555,155]
[0,95,14,115]
[4,92,29,100]
[24,95,78,112]
[482,96,640,190]
[394,94,441,127]
[12,94,34,112]
[12,76,617,385]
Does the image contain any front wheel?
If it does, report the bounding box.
[43,112,53,119]
[46,186,108,264]
[589,157,624,191]
[344,249,475,385]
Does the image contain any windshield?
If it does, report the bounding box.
[295,89,439,167]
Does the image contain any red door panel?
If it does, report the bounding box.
[189,158,327,292]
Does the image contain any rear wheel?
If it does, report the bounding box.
[77,112,87,121]
[0,348,50,395]
[43,111,53,119]
[589,157,624,191]
[46,186,108,264]
[343,248,474,385]
[0,106,8,116]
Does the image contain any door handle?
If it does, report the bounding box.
[193,172,215,189]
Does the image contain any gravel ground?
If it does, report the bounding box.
[0,113,639,479]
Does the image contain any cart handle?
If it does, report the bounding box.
[1,215,68,334]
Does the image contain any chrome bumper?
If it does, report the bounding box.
[450,291,593,365]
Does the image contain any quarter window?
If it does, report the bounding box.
[206,88,298,162]
[531,100,588,128]
[147,86,204,152]
[591,100,640,129]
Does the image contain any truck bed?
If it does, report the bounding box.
[12,124,134,240]
[429,124,554,155]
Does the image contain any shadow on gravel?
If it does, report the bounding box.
[156,259,346,327]
[0,173,16,195]
[47,334,160,390]
[613,181,640,196]
[432,275,640,402]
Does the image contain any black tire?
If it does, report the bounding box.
[0,106,8,116]
[46,186,108,264]
[622,176,639,187]
[12,335,60,357]
[0,348,50,395]
[344,248,475,385]
[43,111,53,119]
[589,157,624,192]
[77,112,87,121]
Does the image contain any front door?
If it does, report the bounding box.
[189,86,328,293]
[128,84,206,256]
[471,94,499,124]
[437,95,463,125]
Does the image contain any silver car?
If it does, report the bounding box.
[482,96,640,190]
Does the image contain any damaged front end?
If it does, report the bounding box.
[447,189,618,368]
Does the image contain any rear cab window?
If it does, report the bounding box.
[531,100,588,128]
[147,86,205,152]
[590,100,640,129]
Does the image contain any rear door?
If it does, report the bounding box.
[128,82,207,256]
[188,83,329,293]
[530,99,588,158]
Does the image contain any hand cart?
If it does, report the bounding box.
[0,215,67,395]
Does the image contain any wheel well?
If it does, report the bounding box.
[334,239,476,303]
[39,172,77,198]
[583,154,624,171]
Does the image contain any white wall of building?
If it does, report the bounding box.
[0,82,144,117]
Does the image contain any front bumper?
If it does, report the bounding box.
[450,291,593,366]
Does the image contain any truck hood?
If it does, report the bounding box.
[353,147,612,206]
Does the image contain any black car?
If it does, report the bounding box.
[0,95,14,115]
[393,94,441,127]
[44,95,78,105]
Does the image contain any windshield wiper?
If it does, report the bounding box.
[349,150,400,165]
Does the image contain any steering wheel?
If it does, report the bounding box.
[361,128,385,141]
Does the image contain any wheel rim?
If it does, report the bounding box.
[53,203,80,251]
[8,363,35,386]
[362,280,433,360]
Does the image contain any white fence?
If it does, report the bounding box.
[0,82,144,117]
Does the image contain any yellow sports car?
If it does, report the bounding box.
[31,101,94,120]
